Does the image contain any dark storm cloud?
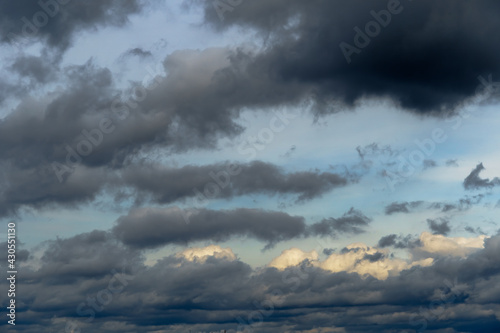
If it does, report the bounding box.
[307,207,371,236]
[2,0,143,52]
[463,163,500,190]
[3,231,500,332]
[199,0,500,114]
[427,218,451,235]
[384,201,423,215]
[112,207,370,250]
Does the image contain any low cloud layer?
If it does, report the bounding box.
[1,231,497,332]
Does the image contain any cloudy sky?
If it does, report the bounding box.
[1,0,500,332]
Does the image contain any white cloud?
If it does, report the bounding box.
[267,243,433,280]
[415,231,487,258]
[176,244,237,262]
[268,247,319,270]
[318,243,433,280]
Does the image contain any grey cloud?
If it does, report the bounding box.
[363,252,385,262]
[446,159,459,167]
[0,164,107,218]
[423,159,437,169]
[322,248,335,256]
[463,163,500,190]
[112,207,307,250]
[34,230,142,282]
[382,195,485,217]
[122,47,153,59]
[112,207,370,250]
[121,161,351,204]
[465,226,486,235]
[307,207,371,236]
[10,54,56,84]
[0,61,118,170]
[428,194,485,213]
[0,48,297,172]
[377,234,397,247]
[384,201,423,215]
[0,58,353,217]
[2,0,143,52]
[0,157,351,218]
[427,218,451,235]
[356,143,398,160]
[377,233,420,249]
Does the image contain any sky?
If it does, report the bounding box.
[1,0,500,332]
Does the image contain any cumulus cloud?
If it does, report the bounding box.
[268,248,319,270]
[268,243,433,280]
[413,231,487,258]
[318,243,433,280]
[176,245,237,262]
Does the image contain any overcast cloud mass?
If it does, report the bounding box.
[1,1,500,332]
